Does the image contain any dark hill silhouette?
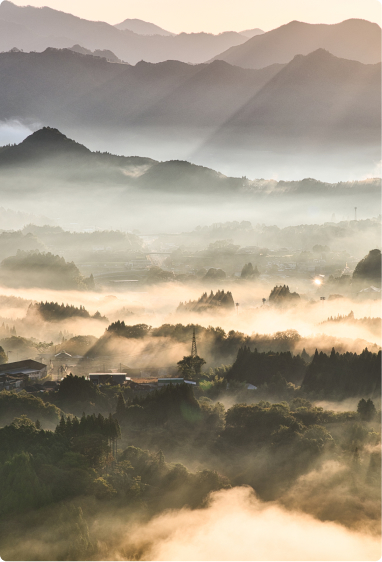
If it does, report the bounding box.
[0,128,380,198]
[212,19,381,68]
[114,18,174,36]
[0,127,242,192]
[2,127,91,161]
[0,1,246,64]
[0,126,153,165]
[353,249,381,287]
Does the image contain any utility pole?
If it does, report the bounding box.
[191,327,197,358]
[354,207,357,221]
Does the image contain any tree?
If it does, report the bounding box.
[0,345,7,365]
[353,249,381,286]
[357,398,377,421]
[116,393,126,416]
[177,355,206,379]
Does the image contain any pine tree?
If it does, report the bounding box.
[116,393,126,416]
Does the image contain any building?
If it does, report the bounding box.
[0,374,24,391]
[54,351,73,361]
[157,378,184,387]
[89,373,131,385]
[0,359,47,380]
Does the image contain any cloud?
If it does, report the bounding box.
[117,487,381,561]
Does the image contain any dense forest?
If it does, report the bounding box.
[269,285,300,305]
[28,302,107,323]
[301,348,381,398]
[82,321,379,367]
[0,379,380,560]
[0,251,95,290]
[177,290,235,313]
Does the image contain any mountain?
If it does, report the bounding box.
[69,44,123,63]
[0,48,283,129]
[0,128,380,199]
[0,1,247,64]
[209,49,380,147]
[114,18,174,36]
[0,127,92,164]
[239,28,264,38]
[0,127,243,192]
[0,48,378,149]
[211,19,381,68]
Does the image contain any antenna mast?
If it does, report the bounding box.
[191,327,197,358]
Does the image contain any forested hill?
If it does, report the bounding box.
[0,128,380,196]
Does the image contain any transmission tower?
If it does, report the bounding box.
[191,327,197,358]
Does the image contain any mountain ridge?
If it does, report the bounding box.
[0,1,248,64]
[0,47,378,150]
[211,18,381,68]
[114,18,174,36]
[0,127,380,197]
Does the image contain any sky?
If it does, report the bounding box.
[6,0,382,33]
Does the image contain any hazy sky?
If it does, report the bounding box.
[7,0,382,33]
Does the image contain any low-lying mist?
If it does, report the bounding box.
[3,487,380,561]
[0,281,379,372]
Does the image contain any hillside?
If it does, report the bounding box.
[69,44,123,63]
[211,49,380,147]
[211,19,381,68]
[0,49,282,129]
[0,127,243,192]
[0,48,378,150]
[0,250,95,290]
[114,18,174,36]
[0,128,380,199]
[353,249,381,286]
[0,1,247,64]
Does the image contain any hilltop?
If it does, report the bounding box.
[211,19,381,68]
[0,128,380,201]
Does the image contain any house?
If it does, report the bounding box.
[89,373,130,385]
[0,374,25,390]
[54,351,72,361]
[357,286,381,300]
[0,359,47,380]
[157,378,184,387]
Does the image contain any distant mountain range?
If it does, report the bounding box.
[0,2,379,68]
[113,20,263,39]
[114,18,175,36]
[0,48,379,149]
[211,19,381,68]
[211,48,380,148]
[69,44,123,63]
[239,28,264,38]
[0,1,248,64]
